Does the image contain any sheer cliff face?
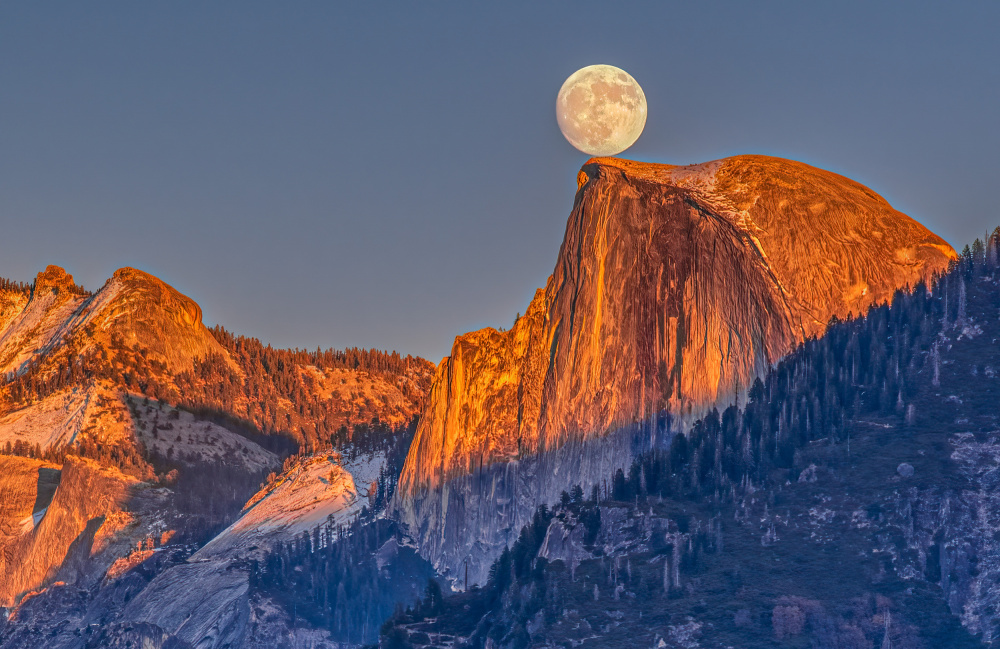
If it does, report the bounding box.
[395,156,955,579]
[0,456,137,606]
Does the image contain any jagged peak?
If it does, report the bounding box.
[32,265,76,296]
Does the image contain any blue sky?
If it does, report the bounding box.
[2,2,998,360]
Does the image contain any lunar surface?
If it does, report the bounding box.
[556,64,647,156]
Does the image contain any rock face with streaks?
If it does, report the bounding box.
[0,456,137,606]
[395,155,955,584]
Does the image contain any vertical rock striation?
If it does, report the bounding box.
[395,155,955,584]
[0,456,137,606]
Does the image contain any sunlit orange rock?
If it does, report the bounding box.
[395,155,955,582]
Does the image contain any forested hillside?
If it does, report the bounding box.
[1,317,431,453]
[0,266,434,647]
[379,233,1000,648]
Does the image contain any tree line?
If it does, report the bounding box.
[0,317,430,455]
[0,277,31,295]
[377,229,1000,648]
[210,325,427,376]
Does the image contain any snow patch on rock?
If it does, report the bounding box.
[197,450,386,559]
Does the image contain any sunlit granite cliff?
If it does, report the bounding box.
[394,155,956,584]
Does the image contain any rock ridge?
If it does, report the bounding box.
[32,265,76,296]
[394,154,956,583]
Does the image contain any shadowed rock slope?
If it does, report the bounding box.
[0,456,137,606]
[395,155,955,583]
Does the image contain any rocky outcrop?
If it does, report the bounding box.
[195,451,381,560]
[0,267,87,377]
[32,266,77,296]
[395,155,956,584]
[87,267,227,375]
[118,449,390,649]
[0,265,226,379]
[0,457,137,606]
[0,456,59,549]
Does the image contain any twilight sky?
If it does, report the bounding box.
[2,2,998,361]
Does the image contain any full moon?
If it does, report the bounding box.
[556,64,647,156]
